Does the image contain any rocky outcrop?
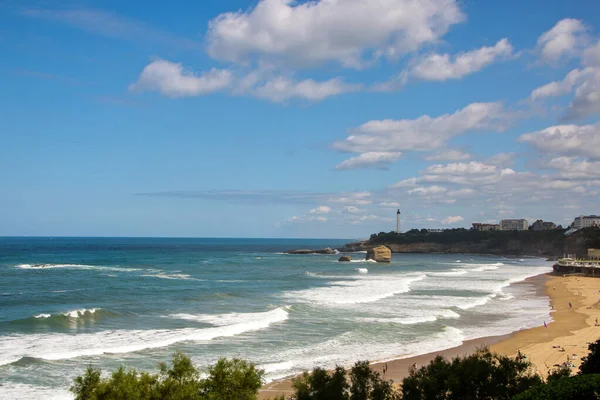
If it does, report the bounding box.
[366,246,392,263]
[286,247,336,255]
[338,255,352,262]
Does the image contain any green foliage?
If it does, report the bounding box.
[70,353,264,400]
[512,374,600,400]
[546,365,571,384]
[400,347,543,400]
[580,339,600,375]
[291,361,398,400]
[201,358,264,400]
[292,366,349,400]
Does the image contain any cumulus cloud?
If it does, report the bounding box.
[253,76,362,102]
[519,123,600,160]
[309,206,331,214]
[206,0,464,68]
[129,59,232,97]
[408,38,514,81]
[442,215,464,225]
[424,149,471,162]
[342,206,361,214]
[379,201,401,207]
[335,152,403,170]
[424,161,498,176]
[332,102,509,157]
[408,185,447,195]
[537,18,589,63]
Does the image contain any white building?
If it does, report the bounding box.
[396,209,401,233]
[572,215,600,229]
[500,219,529,231]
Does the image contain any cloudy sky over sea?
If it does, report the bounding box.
[1,0,599,238]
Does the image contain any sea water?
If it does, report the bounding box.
[0,237,553,399]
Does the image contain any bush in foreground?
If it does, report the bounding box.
[400,347,543,400]
[71,352,263,400]
[513,374,600,400]
[291,360,399,400]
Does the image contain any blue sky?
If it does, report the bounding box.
[1,0,599,238]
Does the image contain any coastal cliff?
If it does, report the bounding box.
[342,228,600,257]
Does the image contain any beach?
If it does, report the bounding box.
[259,273,600,399]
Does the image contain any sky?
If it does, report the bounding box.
[1,0,599,238]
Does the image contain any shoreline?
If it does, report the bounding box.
[259,272,600,399]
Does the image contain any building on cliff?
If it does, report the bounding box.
[530,220,557,231]
[396,209,401,233]
[472,223,500,231]
[500,219,529,231]
[572,215,600,229]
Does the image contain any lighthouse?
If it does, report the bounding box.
[396,209,401,233]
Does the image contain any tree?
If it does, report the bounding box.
[513,374,600,400]
[292,366,349,400]
[400,348,542,400]
[580,339,600,375]
[200,358,264,400]
[70,353,264,400]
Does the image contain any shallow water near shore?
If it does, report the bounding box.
[0,237,553,399]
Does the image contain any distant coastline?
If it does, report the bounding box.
[339,227,600,258]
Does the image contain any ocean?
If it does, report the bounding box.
[0,237,553,399]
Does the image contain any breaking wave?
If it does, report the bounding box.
[0,308,289,366]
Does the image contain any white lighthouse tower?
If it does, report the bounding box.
[396,209,401,233]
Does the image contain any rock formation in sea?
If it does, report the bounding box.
[338,255,351,262]
[366,246,392,263]
[286,248,336,255]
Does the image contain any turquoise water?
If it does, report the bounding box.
[0,237,553,399]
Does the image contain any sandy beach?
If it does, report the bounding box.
[259,273,600,399]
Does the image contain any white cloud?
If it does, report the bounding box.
[583,41,600,66]
[309,206,331,214]
[389,177,419,189]
[332,102,509,156]
[408,185,447,195]
[537,18,589,63]
[441,215,464,224]
[424,149,471,162]
[424,161,498,176]
[335,152,403,170]
[342,206,361,214]
[519,123,600,160]
[253,76,361,102]
[542,157,600,179]
[328,192,373,205]
[408,38,514,81]
[530,68,589,100]
[129,59,232,97]
[379,201,401,208]
[206,0,464,68]
[486,152,515,167]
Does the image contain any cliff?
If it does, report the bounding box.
[342,228,600,258]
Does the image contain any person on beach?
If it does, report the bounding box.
[569,301,572,309]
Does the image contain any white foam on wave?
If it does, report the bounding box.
[284,274,426,305]
[429,268,468,277]
[34,308,101,319]
[257,325,465,383]
[169,307,289,327]
[354,268,368,273]
[0,308,289,366]
[16,263,141,273]
[0,382,71,400]
[142,273,199,281]
[358,309,460,325]
[348,259,377,263]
